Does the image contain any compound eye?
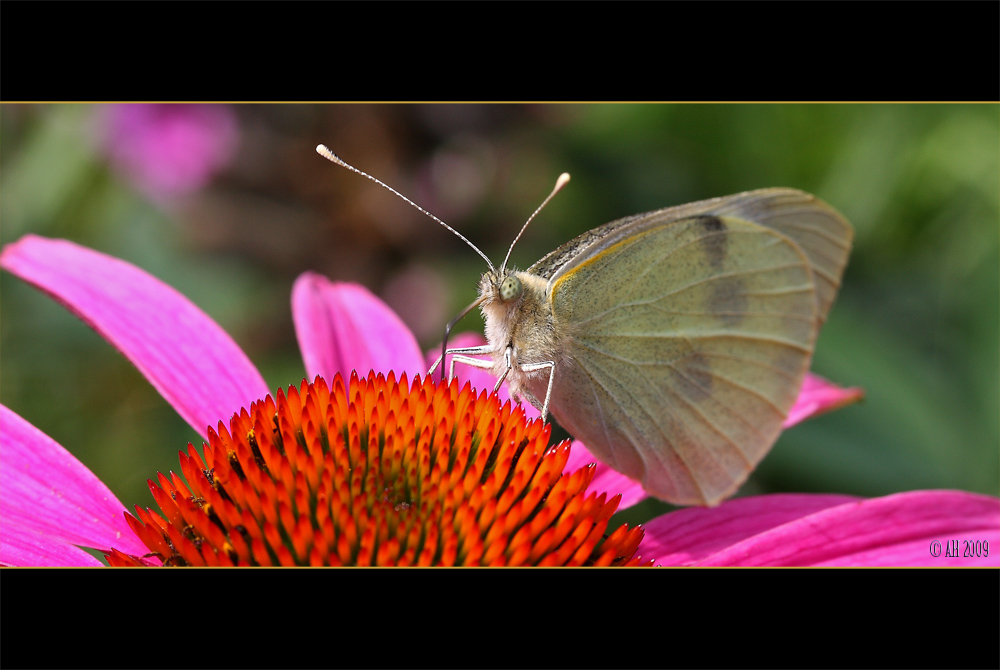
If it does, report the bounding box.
[499,275,523,302]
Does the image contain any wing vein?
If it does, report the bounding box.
[582,345,775,455]
[576,353,701,485]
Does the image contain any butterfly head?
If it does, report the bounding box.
[480,269,523,309]
[499,274,523,302]
[478,267,553,359]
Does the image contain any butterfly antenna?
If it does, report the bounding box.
[500,172,571,273]
[317,145,495,271]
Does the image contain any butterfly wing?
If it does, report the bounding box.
[531,188,852,325]
[530,211,828,506]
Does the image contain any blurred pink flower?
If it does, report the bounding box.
[2,234,996,566]
[98,104,239,199]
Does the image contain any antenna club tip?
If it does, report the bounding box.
[316,144,343,165]
[556,173,571,189]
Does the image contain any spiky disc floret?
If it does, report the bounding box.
[108,372,648,567]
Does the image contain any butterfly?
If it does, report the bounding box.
[318,146,853,506]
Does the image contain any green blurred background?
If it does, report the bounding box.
[2,104,997,528]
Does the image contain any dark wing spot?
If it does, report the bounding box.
[709,277,748,326]
[696,216,728,268]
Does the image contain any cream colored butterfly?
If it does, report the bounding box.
[318,146,853,506]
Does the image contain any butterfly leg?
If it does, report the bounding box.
[427,345,494,380]
[519,360,556,420]
[440,346,511,397]
[488,347,511,393]
[448,353,494,383]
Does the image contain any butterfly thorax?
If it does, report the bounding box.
[478,269,559,401]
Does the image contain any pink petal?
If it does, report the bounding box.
[642,491,1000,566]
[702,490,1000,566]
[784,372,864,428]
[1,522,106,567]
[1,235,269,437]
[564,440,648,509]
[292,273,425,383]
[641,493,859,565]
[0,405,151,566]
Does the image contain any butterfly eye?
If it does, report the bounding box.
[499,275,523,302]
